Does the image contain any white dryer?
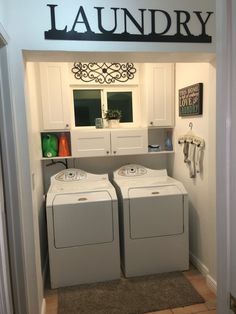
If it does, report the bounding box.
[112,164,189,278]
[46,168,120,288]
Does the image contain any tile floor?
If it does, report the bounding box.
[45,266,217,314]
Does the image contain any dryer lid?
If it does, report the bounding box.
[128,185,183,198]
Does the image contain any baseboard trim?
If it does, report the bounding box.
[189,252,217,293]
[189,251,209,276]
[206,274,217,293]
[41,298,46,314]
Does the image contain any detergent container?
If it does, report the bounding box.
[58,133,70,157]
[42,134,58,158]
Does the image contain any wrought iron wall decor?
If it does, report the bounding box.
[71,62,137,84]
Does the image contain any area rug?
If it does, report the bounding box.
[58,272,204,314]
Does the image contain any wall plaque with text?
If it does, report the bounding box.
[179,83,203,116]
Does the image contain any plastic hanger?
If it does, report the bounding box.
[178,123,205,147]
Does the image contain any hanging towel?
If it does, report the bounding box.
[188,143,196,178]
[193,138,205,173]
[195,145,204,173]
[178,132,205,178]
[183,142,189,163]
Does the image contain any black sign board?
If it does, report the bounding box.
[179,83,203,116]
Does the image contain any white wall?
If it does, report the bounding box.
[6,0,215,53]
[25,63,47,281]
[168,62,216,284]
[0,0,7,28]
[0,0,9,42]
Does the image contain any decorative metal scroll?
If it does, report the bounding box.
[71,62,137,84]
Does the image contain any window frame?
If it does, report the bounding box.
[71,85,139,128]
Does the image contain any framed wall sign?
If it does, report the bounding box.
[179,83,203,116]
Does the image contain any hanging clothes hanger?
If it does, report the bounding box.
[178,122,205,177]
[178,122,205,147]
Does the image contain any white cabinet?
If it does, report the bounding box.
[40,63,70,130]
[71,129,111,157]
[71,128,148,157]
[111,129,147,156]
[144,63,174,127]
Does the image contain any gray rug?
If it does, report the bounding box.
[58,272,204,314]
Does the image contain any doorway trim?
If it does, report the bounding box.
[0,25,29,314]
[216,0,232,313]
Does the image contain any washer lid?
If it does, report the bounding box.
[128,185,183,198]
[53,191,112,205]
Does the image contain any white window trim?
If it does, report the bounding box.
[70,85,140,129]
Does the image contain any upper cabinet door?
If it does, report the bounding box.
[110,128,148,156]
[40,63,70,130]
[146,64,175,127]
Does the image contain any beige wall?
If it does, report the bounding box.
[168,62,216,284]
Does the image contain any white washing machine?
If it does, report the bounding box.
[46,168,120,288]
[112,164,189,278]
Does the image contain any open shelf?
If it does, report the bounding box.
[41,131,72,158]
[148,128,173,152]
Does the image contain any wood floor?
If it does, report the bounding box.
[45,266,217,314]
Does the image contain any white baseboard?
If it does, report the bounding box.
[189,252,217,293]
[206,274,217,293]
[41,298,46,314]
[189,251,209,276]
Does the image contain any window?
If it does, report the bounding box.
[73,90,102,126]
[73,88,135,127]
[107,91,133,123]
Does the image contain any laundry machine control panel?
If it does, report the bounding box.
[118,165,147,177]
[55,169,87,181]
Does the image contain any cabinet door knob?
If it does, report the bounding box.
[150,121,153,125]
[106,151,110,154]
[65,124,69,128]
[113,151,117,154]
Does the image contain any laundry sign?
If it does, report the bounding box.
[179,83,203,116]
[44,3,214,43]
